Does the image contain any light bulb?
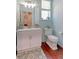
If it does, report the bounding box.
[20,1,36,8]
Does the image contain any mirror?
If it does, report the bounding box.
[23,12,32,28]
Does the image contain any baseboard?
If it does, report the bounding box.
[42,42,63,49]
[58,42,63,48]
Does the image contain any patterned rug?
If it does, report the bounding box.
[16,47,47,59]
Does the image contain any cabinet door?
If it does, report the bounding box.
[30,30,42,48]
[17,30,30,51]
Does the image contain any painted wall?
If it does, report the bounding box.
[52,0,63,47]
[16,3,21,29]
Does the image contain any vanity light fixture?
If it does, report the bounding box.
[20,0,36,8]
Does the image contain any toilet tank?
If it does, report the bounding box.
[44,28,53,35]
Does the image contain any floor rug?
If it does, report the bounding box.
[16,47,47,59]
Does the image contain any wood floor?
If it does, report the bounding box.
[41,42,63,59]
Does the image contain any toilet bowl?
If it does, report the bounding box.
[46,35,58,50]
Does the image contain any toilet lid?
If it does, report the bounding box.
[47,35,58,42]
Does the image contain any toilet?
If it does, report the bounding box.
[44,28,58,50]
[46,35,58,50]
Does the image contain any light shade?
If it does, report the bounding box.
[20,2,36,8]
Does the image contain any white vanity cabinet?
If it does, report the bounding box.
[17,28,42,51]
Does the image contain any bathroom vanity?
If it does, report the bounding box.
[16,28,42,51]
